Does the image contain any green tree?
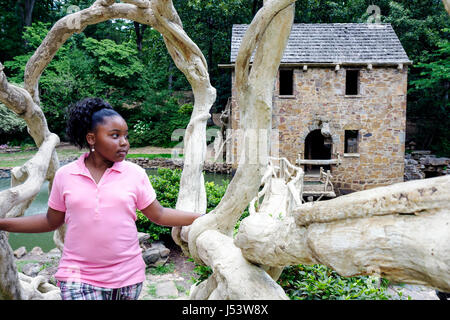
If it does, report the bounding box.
[409,37,450,155]
[0,102,28,145]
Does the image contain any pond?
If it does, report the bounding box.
[0,168,231,253]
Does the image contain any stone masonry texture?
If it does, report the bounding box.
[230,66,408,194]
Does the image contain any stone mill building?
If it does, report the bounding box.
[221,23,412,196]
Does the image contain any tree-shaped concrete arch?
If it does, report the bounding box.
[1,0,450,300]
[0,0,216,299]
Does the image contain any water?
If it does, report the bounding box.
[1,169,230,252]
[1,179,55,252]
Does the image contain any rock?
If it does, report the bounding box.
[411,150,431,160]
[29,246,44,256]
[404,158,425,181]
[14,246,27,259]
[152,241,170,257]
[419,156,447,166]
[46,248,61,259]
[404,151,450,181]
[138,232,150,243]
[160,248,170,258]
[387,284,439,300]
[21,263,42,277]
[0,169,11,178]
[125,157,232,174]
[428,157,450,166]
[143,249,161,265]
[156,281,178,298]
[142,241,170,267]
[38,265,59,285]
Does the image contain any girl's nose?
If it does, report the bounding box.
[119,136,128,145]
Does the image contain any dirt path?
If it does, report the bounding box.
[139,242,198,300]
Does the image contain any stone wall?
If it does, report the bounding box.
[404,150,450,180]
[127,158,233,174]
[231,66,408,194]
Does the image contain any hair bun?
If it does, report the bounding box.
[66,97,117,149]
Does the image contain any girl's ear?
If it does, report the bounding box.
[86,132,96,147]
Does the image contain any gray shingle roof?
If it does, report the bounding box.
[230,23,412,64]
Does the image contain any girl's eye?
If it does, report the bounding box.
[112,134,119,138]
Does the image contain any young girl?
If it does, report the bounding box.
[0,97,201,300]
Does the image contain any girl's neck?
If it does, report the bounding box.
[85,152,114,170]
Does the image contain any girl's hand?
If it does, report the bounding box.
[140,199,202,227]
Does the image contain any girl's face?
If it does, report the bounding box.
[87,115,130,162]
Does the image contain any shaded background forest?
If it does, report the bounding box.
[0,0,449,155]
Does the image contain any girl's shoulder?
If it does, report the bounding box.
[119,160,147,176]
[55,159,79,176]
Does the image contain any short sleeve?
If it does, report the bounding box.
[48,169,67,212]
[136,168,157,210]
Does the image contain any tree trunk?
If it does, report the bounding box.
[23,0,36,27]
[133,21,147,52]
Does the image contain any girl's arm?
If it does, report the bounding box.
[0,208,65,233]
[141,199,202,227]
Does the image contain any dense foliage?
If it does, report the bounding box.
[278,264,390,300]
[0,101,28,145]
[135,168,231,241]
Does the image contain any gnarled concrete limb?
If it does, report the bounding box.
[0,134,59,219]
[150,0,216,218]
[187,0,296,265]
[235,175,450,292]
[0,64,60,299]
[191,230,289,299]
[184,0,296,300]
[0,63,60,220]
[18,273,61,300]
[149,0,216,253]
[443,0,450,15]
[0,232,22,300]
[294,174,450,226]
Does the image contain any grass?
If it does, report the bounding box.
[15,260,52,273]
[147,284,157,297]
[0,147,179,167]
[148,262,175,275]
[0,148,84,167]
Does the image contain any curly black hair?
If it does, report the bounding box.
[66,97,121,149]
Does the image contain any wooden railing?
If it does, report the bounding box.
[249,157,305,215]
[296,152,342,166]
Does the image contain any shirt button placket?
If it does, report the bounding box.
[95,186,100,220]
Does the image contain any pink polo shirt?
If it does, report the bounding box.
[48,153,156,288]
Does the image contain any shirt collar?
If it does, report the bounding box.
[70,152,124,175]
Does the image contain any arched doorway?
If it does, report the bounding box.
[304,129,332,174]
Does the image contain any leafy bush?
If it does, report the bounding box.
[135,168,231,242]
[190,261,213,285]
[127,93,192,147]
[4,22,190,146]
[0,102,27,139]
[278,264,391,300]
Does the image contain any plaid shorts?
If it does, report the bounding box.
[57,280,143,300]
